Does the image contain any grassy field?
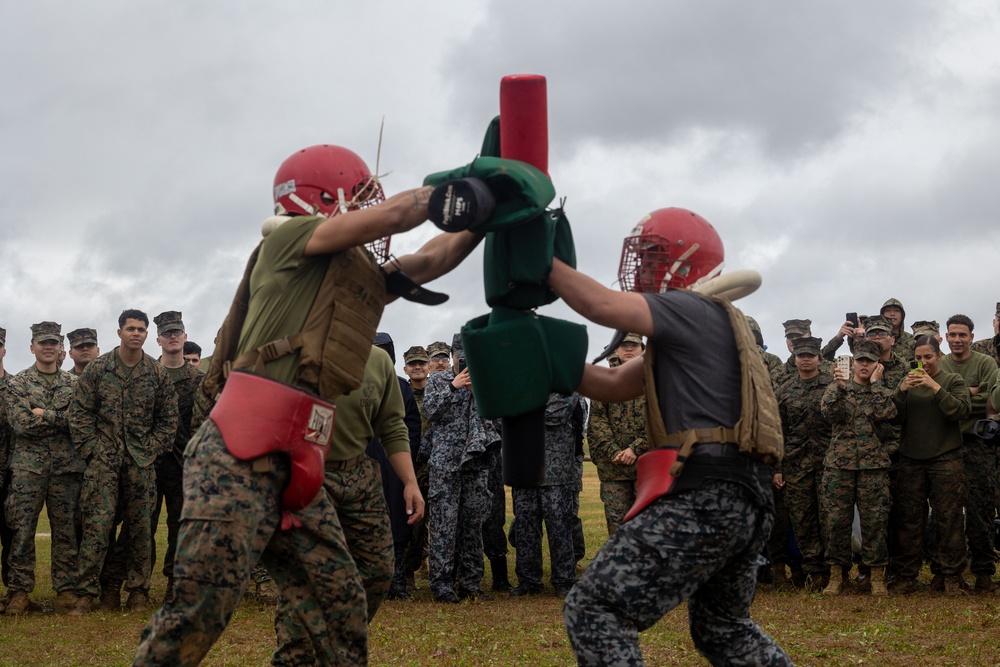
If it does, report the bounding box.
[1,466,999,666]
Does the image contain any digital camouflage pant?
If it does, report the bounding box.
[962,435,999,575]
[4,469,81,593]
[894,450,966,578]
[272,456,393,666]
[783,467,825,576]
[427,464,489,598]
[821,468,889,568]
[599,479,636,536]
[511,484,576,590]
[133,421,368,667]
[77,449,156,597]
[563,479,793,667]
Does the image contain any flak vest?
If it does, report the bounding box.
[624,295,784,522]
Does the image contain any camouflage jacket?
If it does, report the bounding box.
[820,379,897,469]
[587,392,646,482]
[5,366,80,476]
[890,330,915,363]
[162,362,203,457]
[775,371,833,476]
[760,348,785,390]
[971,334,1000,367]
[69,347,179,468]
[0,373,11,473]
[542,392,586,487]
[423,370,498,473]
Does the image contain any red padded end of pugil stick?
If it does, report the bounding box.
[500,74,549,176]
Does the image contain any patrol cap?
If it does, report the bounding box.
[792,336,822,356]
[853,340,881,362]
[403,345,430,364]
[782,319,812,338]
[744,316,762,335]
[994,302,1000,318]
[154,311,185,335]
[67,328,98,348]
[30,321,63,344]
[426,341,451,358]
[451,333,464,358]
[911,320,939,337]
[865,317,892,335]
[620,333,644,348]
[0,327,5,346]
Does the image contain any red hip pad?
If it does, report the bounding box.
[210,370,336,529]
[623,448,679,523]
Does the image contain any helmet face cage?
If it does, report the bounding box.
[617,209,725,293]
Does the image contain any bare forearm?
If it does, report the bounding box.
[548,259,653,336]
[387,450,417,486]
[384,230,484,285]
[304,186,433,257]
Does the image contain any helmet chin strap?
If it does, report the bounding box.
[337,188,348,216]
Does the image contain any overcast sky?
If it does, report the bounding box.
[2,1,999,375]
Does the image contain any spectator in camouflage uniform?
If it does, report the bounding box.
[510,391,586,598]
[880,298,915,364]
[401,344,432,592]
[820,340,896,597]
[423,334,497,602]
[68,309,179,614]
[2,323,81,615]
[745,316,784,388]
[426,340,452,375]
[150,312,202,600]
[970,302,1000,366]
[0,327,13,605]
[891,335,970,595]
[587,334,647,536]
[940,314,1000,593]
[66,328,100,377]
[774,336,833,590]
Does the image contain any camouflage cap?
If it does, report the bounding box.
[744,316,762,335]
[620,333,644,348]
[853,340,881,362]
[864,317,892,334]
[67,328,98,348]
[154,310,185,335]
[30,321,63,344]
[911,320,940,337]
[791,336,822,356]
[0,327,5,346]
[451,333,464,358]
[403,345,430,364]
[426,341,451,358]
[782,319,812,337]
[995,302,1000,318]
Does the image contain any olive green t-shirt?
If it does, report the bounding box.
[236,216,327,386]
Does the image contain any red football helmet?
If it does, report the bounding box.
[618,208,725,293]
[272,145,390,261]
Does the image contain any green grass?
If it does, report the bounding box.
[2,466,999,666]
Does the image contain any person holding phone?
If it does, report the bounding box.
[820,340,897,597]
[890,335,970,595]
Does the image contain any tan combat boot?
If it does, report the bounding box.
[870,567,888,597]
[54,590,79,614]
[4,590,31,615]
[822,566,842,596]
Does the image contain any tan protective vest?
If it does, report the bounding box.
[202,242,386,402]
[643,296,784,476]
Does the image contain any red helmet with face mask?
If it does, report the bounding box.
[272,145,390,261]
[617,208,725,293]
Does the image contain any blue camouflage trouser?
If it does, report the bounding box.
[563,479,794,667]
[133,420,368,667]
[428,465,490,597]
[511,484,577,589]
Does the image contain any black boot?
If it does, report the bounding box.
[387,542,413,601]
[490,556,512,593]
